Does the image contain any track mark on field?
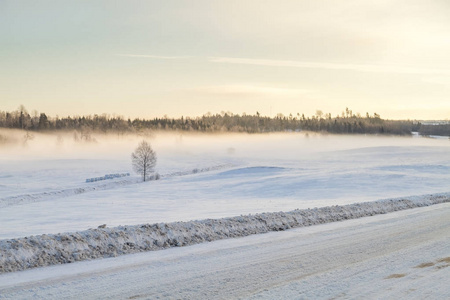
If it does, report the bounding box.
[435,257,450,270]
[414,262,435,268]
[437,257,450,263]
[386,256,450,280]
[128,294,145,299]
[413,257,450,270]
[385,273,406,279]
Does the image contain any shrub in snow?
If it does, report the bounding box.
[85,173,130,183]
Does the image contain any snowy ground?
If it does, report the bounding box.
[0,130,449,239]
[0,203,448,299]
[2,193,447,273]
[0,130,449,298]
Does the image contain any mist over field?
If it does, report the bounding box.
[1,128,447,160]
[1,129,449,239]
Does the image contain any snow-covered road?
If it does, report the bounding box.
[1,203,448,299]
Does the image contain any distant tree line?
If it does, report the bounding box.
[417,124,450,136]
[1,106,448,136]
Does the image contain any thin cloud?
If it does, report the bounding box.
[116,54,191,59]
[189,85,311,98]
[208,57,450,75]
[422,76,450,87]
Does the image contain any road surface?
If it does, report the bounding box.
[1,203,449,299]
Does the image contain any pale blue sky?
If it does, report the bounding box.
[1,0,450,119]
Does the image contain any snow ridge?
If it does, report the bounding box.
[0,179,136,209]
[0,164,233,209]
[0,192,448,273]
[160,163,234,178]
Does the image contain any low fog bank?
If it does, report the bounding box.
[1,193,448,273]
[0,129,148,160]
[0,129,448,161]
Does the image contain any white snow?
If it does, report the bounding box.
[0,192,448,273]
[0,130,449,297]
[0,203,448,299]
[1,131,449,239]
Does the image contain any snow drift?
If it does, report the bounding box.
[1,193,449,273]
[0,164,232,209]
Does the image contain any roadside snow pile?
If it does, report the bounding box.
[1,193,449,273]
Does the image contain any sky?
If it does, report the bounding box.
[1,0,449,120]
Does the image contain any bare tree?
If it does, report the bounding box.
[131,140,157,181]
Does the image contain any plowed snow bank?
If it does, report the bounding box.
[1,193,449,273]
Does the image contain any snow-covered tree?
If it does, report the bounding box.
[131,140,157,181]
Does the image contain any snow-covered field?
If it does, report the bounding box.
[1,130,449,239]
[0,130,449,298]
